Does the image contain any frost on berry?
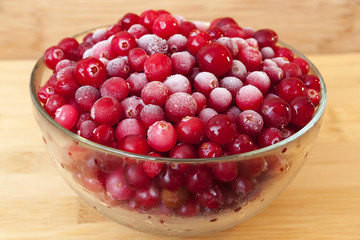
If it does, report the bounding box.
[165,92,198,122]
[137,34,168,55]
[163,74,191,94]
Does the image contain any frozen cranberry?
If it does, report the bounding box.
[191,92,207,113]
[152,13,179,39]
[91,29,107,44]
[221,24,245,38]
[198,141,223,158]
[306,88,320,106]
[144,53,172,82]
[77,120,98,139]
[140,104,165,127]
[128,48,148,72]
[229,60,247,80]
[91,97,122,125]
[225,106,242,123]
[210,17,237,28]
[171,51,196,76]
[100,77,129,102]
[216,37,239,57]
[55,59,76,73]
[252,29,278,48]
[106,166,134,200]
[208,87,232,113]
[139,9,159,30]
[54,104,79,130]
[106,57,130,79]
[277,77,306,103]
[238,158,267,178]
[119,134,150,155]
[120,12,140,30]
[236,85,264,111]
[92,124,114,146]
[275,47,294,61]
[76,112,92,129]
[197,42,233,77]
[137,34,168,55]
[76,41,94,59]
[134,181,160,209]
[120,96,145,119]
[159,164,185,190]
[261,97,291,128]
[260,47,275,59]
[197,108,218,125]
[261,62,284,84]
[290,96,315,127]
[115,118,146,141]
[74,57,106,88]
[55,74,79,98]
[167,34,187,53]
[237,110,264,138]
[43,46,66,70]
[280,126,295,139]
[105,24,122,39]
[45,94,66,116]
[211,161,238,182]
[164,92,197,122]
[232,176,256,197]
[170,143,198,158]
[143,160,163,178]
[176,116,205,144]
[220,76,244,100]
[91,40,115,60]
[245,38,259,49]
[245,71,271,95]
[185,165,213,193]
[147,121,177,152]
[193,72,219,96]
[237,46,262,72]
[303,74,321,91]
[126,72,148,96]
[257,127,284,147]
[178,21,197,37]
[163,74,191,94]
[161,187,190,209]
[110,31,137,56]
[186,29,212,56]
[75,85,100,111]
[127,24,149,39]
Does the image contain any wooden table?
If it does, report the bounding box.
[0,53,359,239]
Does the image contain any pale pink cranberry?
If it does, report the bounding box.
[106,166,134,200]
[144,53,172,82]
[167,34,187,53]
[128,48,148,72]
[76,112,92,129]
[176,116,205,144]
[260,47,275,59]
[215,37,239,57]
[220,76,244,99]
[193,72,219,96]
[261,61,284,84]
[197,108,218,124]
[271,56,290,67]
[257,127,284,147]
[277,77,306,103]
[141,81,170,106]
[54,104,79,130]
[245,71,271,95]
[224,106,242,123]
[232,37,249,50]
[236,85,264,111]
[170,143,198,158]
[74,57,107,87]
[91,97,122,125]
[147,121,177,152]
[55,59,76,73]
[211,161,238,182]
[178,21,197,37]
[91,39,115,59]
[261,97,291,128]
[290,96,315,127]
[77,119,98,139]
[127,24,149,38]
[119,134,150,155]
[115,118,146,141]
[191,92,207,113]
[206,114,237,145]
[163,74,191,94]
[186,29,212,56]
[110,31,137,56]
[76,41,94,59]
[56,65,75,81]
[137,34,168,55]
[229,60,247,80]
[170,51,196,76]
[185,165,213,193]
[43,46,66,70]
[237,110,264,138]
[106,57,130,79]
[164,92,198,122]
[120,96,145,119]
[246,38,259,49]
[208,87,232,113]
[237,46,262,71]
[75,85,101,111]
[140,104,165,127]
[105,24,122,39]
[91,29,107,43]
[126,72,148,96]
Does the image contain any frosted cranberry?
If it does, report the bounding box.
[38,84,55,104]
[197,108,218,125]
[91,97,122,125]
[170,143,198,159]
[245,71,271,95]
[164,92,197,122]
[147,121,177,152]
[245,38,259,49]
[100,77,129,102]
[139,9,159,30]
[106,166,134,200]
[143,160,163,178]
[275,47,294,61]
[141,81,170,106]
[137,34,168,55]
[43,46,65,70]
[144,53,172,82]
[110,31,137,56]
[77,120,98,139]
[225,106,241,123]
[216,37,239,57]
[152,13,179,39]
[163,74,191,94]
[55,75,79,98]
[257,127,284,147]
[206,27,225,40]
[161,187,190,209]
[140,104,165,127]
[118,134,150,155]
[261,63,284,84]
[120,96,145,119]
[290,96,315,127]
[125,162,152,190]
[306,88,320,106]
[45,94,66,116]
[191,92,207,113]
[127,48,148,72]
[280,126,295,139]
[261,97,291,128]
[178,21,197,37]
[76,41,94,59]
[56,65,75,81]
[126,72,148,96]
[115,118,146,141]
[237,110,264,138]
[91,40,115,60]
[208,87,232,113]
[177,198,200,217]
[232,177,256,197]
[236,85,264,111]
[55,59,76,73]
[176,116,205,144]
[76,112,92,129]
[260,47,275,59]
[106,57,130,79]
[74,57,106,87]
[185,165,213,193]
[193,72,219,96]
[159,164,185,191]
[229,60,247,80]
[252,29,278,48]
[167,34,187,53]
[220,76,244,99]
[171,51,196,76]
[127,24,149,39]
[75,86,100,111]
[292,57,310,75]
[198,141,223,158]
[237,46,262,71]
[91,29,107,44]
[221,24,245,38]
[277,77,306,103]
[197,42,233,77]
[238,158,267,178]
[186,29,212,56]
[227,134,257,154]
[120,12,140,30]
[54,104,78,130]
[232,37,249,50]
[210,17,238,28]
[303,74,321,91]
[281,62,302,79]
[211,161,238,182]
[92,124,114,146]
[272,56,290,67]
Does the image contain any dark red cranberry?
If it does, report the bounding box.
[211,161,238,182]
[221,24,245,38]
[106,166,134,200]
[134,181,160,209]
[261,97,291,128]
[119,12,140,30]
[252,29,278,48]
[139,9,159,31]
[237,110,264,138]
[206,27,225,40]
[118,134,150,155]
[55,74,79,98]
[281,62,302,79]
[105,24,122,39]
[92,124,115,146]
[143,160,163,178]
[144,53,172,82]
[210,17,238,29]
[178,21,197,37]
[125,163,152,190]
[303,74,321,91]
[152,13,179,39]
[237,46,262,71]
[206,114,237,145]
[185,165,213,193]
[198,142,223,158]
[227,134,257,155]
[290,96,315,127]
[277,77,306,103]
[257,127,284,147]
[159,164,185,191]
[238,158,267,178]
[176,116,205,144]
[169,143,198,159]
[43,46,66,70]
[292,57,310,75]
[128,48,148,72]
[232,176,256,197]
[196,184,224,209]
[74,57,107,88]
[177,198,200,217]
[58,37,79,61]
[77,120,98,139]
[45,94,66,116]
[186,29,212,56]
[306,88,320,106]
[275,47,294,61]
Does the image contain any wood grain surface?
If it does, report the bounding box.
[0,53,359,239]
[1,0,360,59]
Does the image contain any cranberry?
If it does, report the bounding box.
[206,114,237,145]
[225,106,242,123]
[76,41,94,59]
[139,9,159,31]
[124,162,152,190]
[120,12,140,30]
[228,60,247,80]
[110,31,137,56]
[221,24,245,38]
[170,143,198,158]
[152,14,179,39]
[143,160,163,178]
[237,46,262,71]
[185,165,213,193]
[211,161,238,182]
[198,141,223,158]
[177,198,200,217]
[292,57,310,75]
[277,77,306,103]
[134,181,160,209]
[196,184,225,209]
[227,134,257,155]
[303,74,321,91]
[210,17,238,28]
[105,24,122,39]
[238,158,267,178]
[281,62,302,79]
[306,88,320,106]
[257,127,284,147]
[208,88,233,113]
[92,124,115,146]
[140,104,165,127]
[171,51,196,76]
[252,29,278,48]
[168,34,187,53]
[207,27,225,40]
[186,29,212,56]
[55,75,79,98]
[236,85,264,111]
[197,42,233,77]
[176,116,205,144]
[77,120,98,139]
[237,110,264,138]
[232,176,256,197]
[141,81,170,106]
[137,34,168,55]
[43,46,66,70]
[147,121,177,152]
[115,118,146,141]
[75,85,100,111]
[191,92,207,113]
[106,57,130,79]
[100,77,130,102]
[193,72,219,97]
[220,76,244,100]
[91,40,115,60]
[126,72,148,96]
[164,92,197,122]
[120,96,145,119]
[128,24,150,39]
[290,96,315,127]
[58,37,79,61]
[106,166,134,200]
[161,187,190,209]
[38,84,55,104]
[74,57,106,87]
[197,108,218,125]
[159,164,185,190]
[178,21,197,37]
[261,97,291,128]
[127,48,148,72]
[91,97,122,125]
[216,37,239,57]
[45,94,66,116]
[54,104,79,130]
[163,74,191,94]
[275,47,294,61]
[144,53,172,82]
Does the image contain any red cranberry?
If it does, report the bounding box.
[118,134,150,155]
[144,53,172,82]
[261,97,291,128]
[292,57,310,75]
[77,120,98,139]
[159,164,185,191]
[191,92,207,113]
[237,46,262,71]
[237,110,264,138]
[290,96,315,127]
[177,198,200,217]
[126,72,148,96]
[221,24,245,38]
[227,134,257,155]
[100,77,129,102]
[164,92,197,122]
[198,142,223,158]
[143,160,163,178]
[206,114,237,145]
[232,176,256,197]
[185,165,213,193]
[277,77,306,103]
[54,104,78,130]
[176,116,205,144]
[206,27,225,40]
[171,51,196,76]
[43,46,66,70]
[306,88,320,106]
[74,57,106,88]
[141,81,170,106]
[110,31,137,56]
[45,94,66,116]
[170,143,198,158]
[55,74,79,98]
[303,74,321,91]
[197,42,233,77]
[120,96,145,119]
[197,108,218,125]
[140,104,165,127]
[238,158,267,178]
[90,97,122,125]
[134,181,160,209]
[152,14,179,39]
[211,161,238,182]
[281,62,302,79]
[147,121,177,152]
[115,118,146,141]
[105,166,134,200]
[275,47,294,61]
[252,29,278,48]
[139,9,159,31]
[76,41,94,59]
[210,17,238,28]
[38,83,55,104]
[196,184,224,209]
[58,37,79,61]
[75,85,100,111]
[178,21,197,37]
[92,124,115,146]
[257,127,284,147]
[106,57,130,79]
[127,48,148,72]
[120,12,140,30]
[125,162,152,190]
[105,24,122,39]
[186,29,212,56]
[161,187,190,209]
[236,85,264,111]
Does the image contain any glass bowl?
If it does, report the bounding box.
[30,26,327,237]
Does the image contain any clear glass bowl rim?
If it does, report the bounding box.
[30,25,327,164]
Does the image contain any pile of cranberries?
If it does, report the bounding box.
[38,9,321,216]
